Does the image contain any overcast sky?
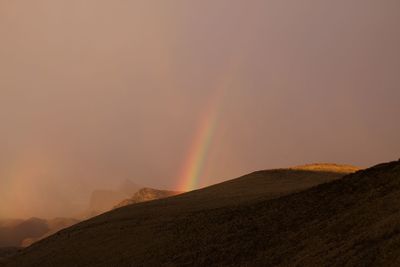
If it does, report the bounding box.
[1,0,400,218]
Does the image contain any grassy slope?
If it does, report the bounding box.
[4,166,360,266]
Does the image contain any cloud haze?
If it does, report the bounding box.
[1,0,400,218]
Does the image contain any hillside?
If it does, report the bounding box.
[0,248,20,265]
[0,218,48,248]
[114,188,182,209]
[0,218,78,248]
[292,163,360,173]
[0,185,168,249]
[2,164,364,266]
[19,218,80,247]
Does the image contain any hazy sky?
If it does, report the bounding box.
[1,0,400,219]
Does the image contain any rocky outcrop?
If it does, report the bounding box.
[114,188,183,209]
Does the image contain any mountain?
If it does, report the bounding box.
[19,218,80,247]
[114,188,182,209]
[87,190,127,215]
[0,183,173,250]
[117,180,142,197]
[0,186,167,250]
[84,180,142,217]
[0,218,48,248]
[0,218,78,248]
[1,163,358,266]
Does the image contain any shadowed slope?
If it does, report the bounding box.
[19,218,80,248]
[0,248,20,264]
[3,165,361,266]
[0,218,79,249]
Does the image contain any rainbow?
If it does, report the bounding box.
[177,89,224,192]
[177,56,242,192]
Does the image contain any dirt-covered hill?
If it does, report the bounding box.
[3,163,370,266]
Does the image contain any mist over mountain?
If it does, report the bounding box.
[0,217,78,248]
[2,162,361,266]
[1,0,399,266]
[3,160,400,266]
[0,182,181,249]
[0,218,48,248]
[114,188,183,209]
[1,0,400,220]
[82,180,142,218]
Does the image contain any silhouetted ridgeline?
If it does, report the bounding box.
[5,161,400,266]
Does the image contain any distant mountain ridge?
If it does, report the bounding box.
[114,188,183,209]
[84,180,142,218]
[2,162,359,266]
[0,182,177,249]
[0,217,78,248]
